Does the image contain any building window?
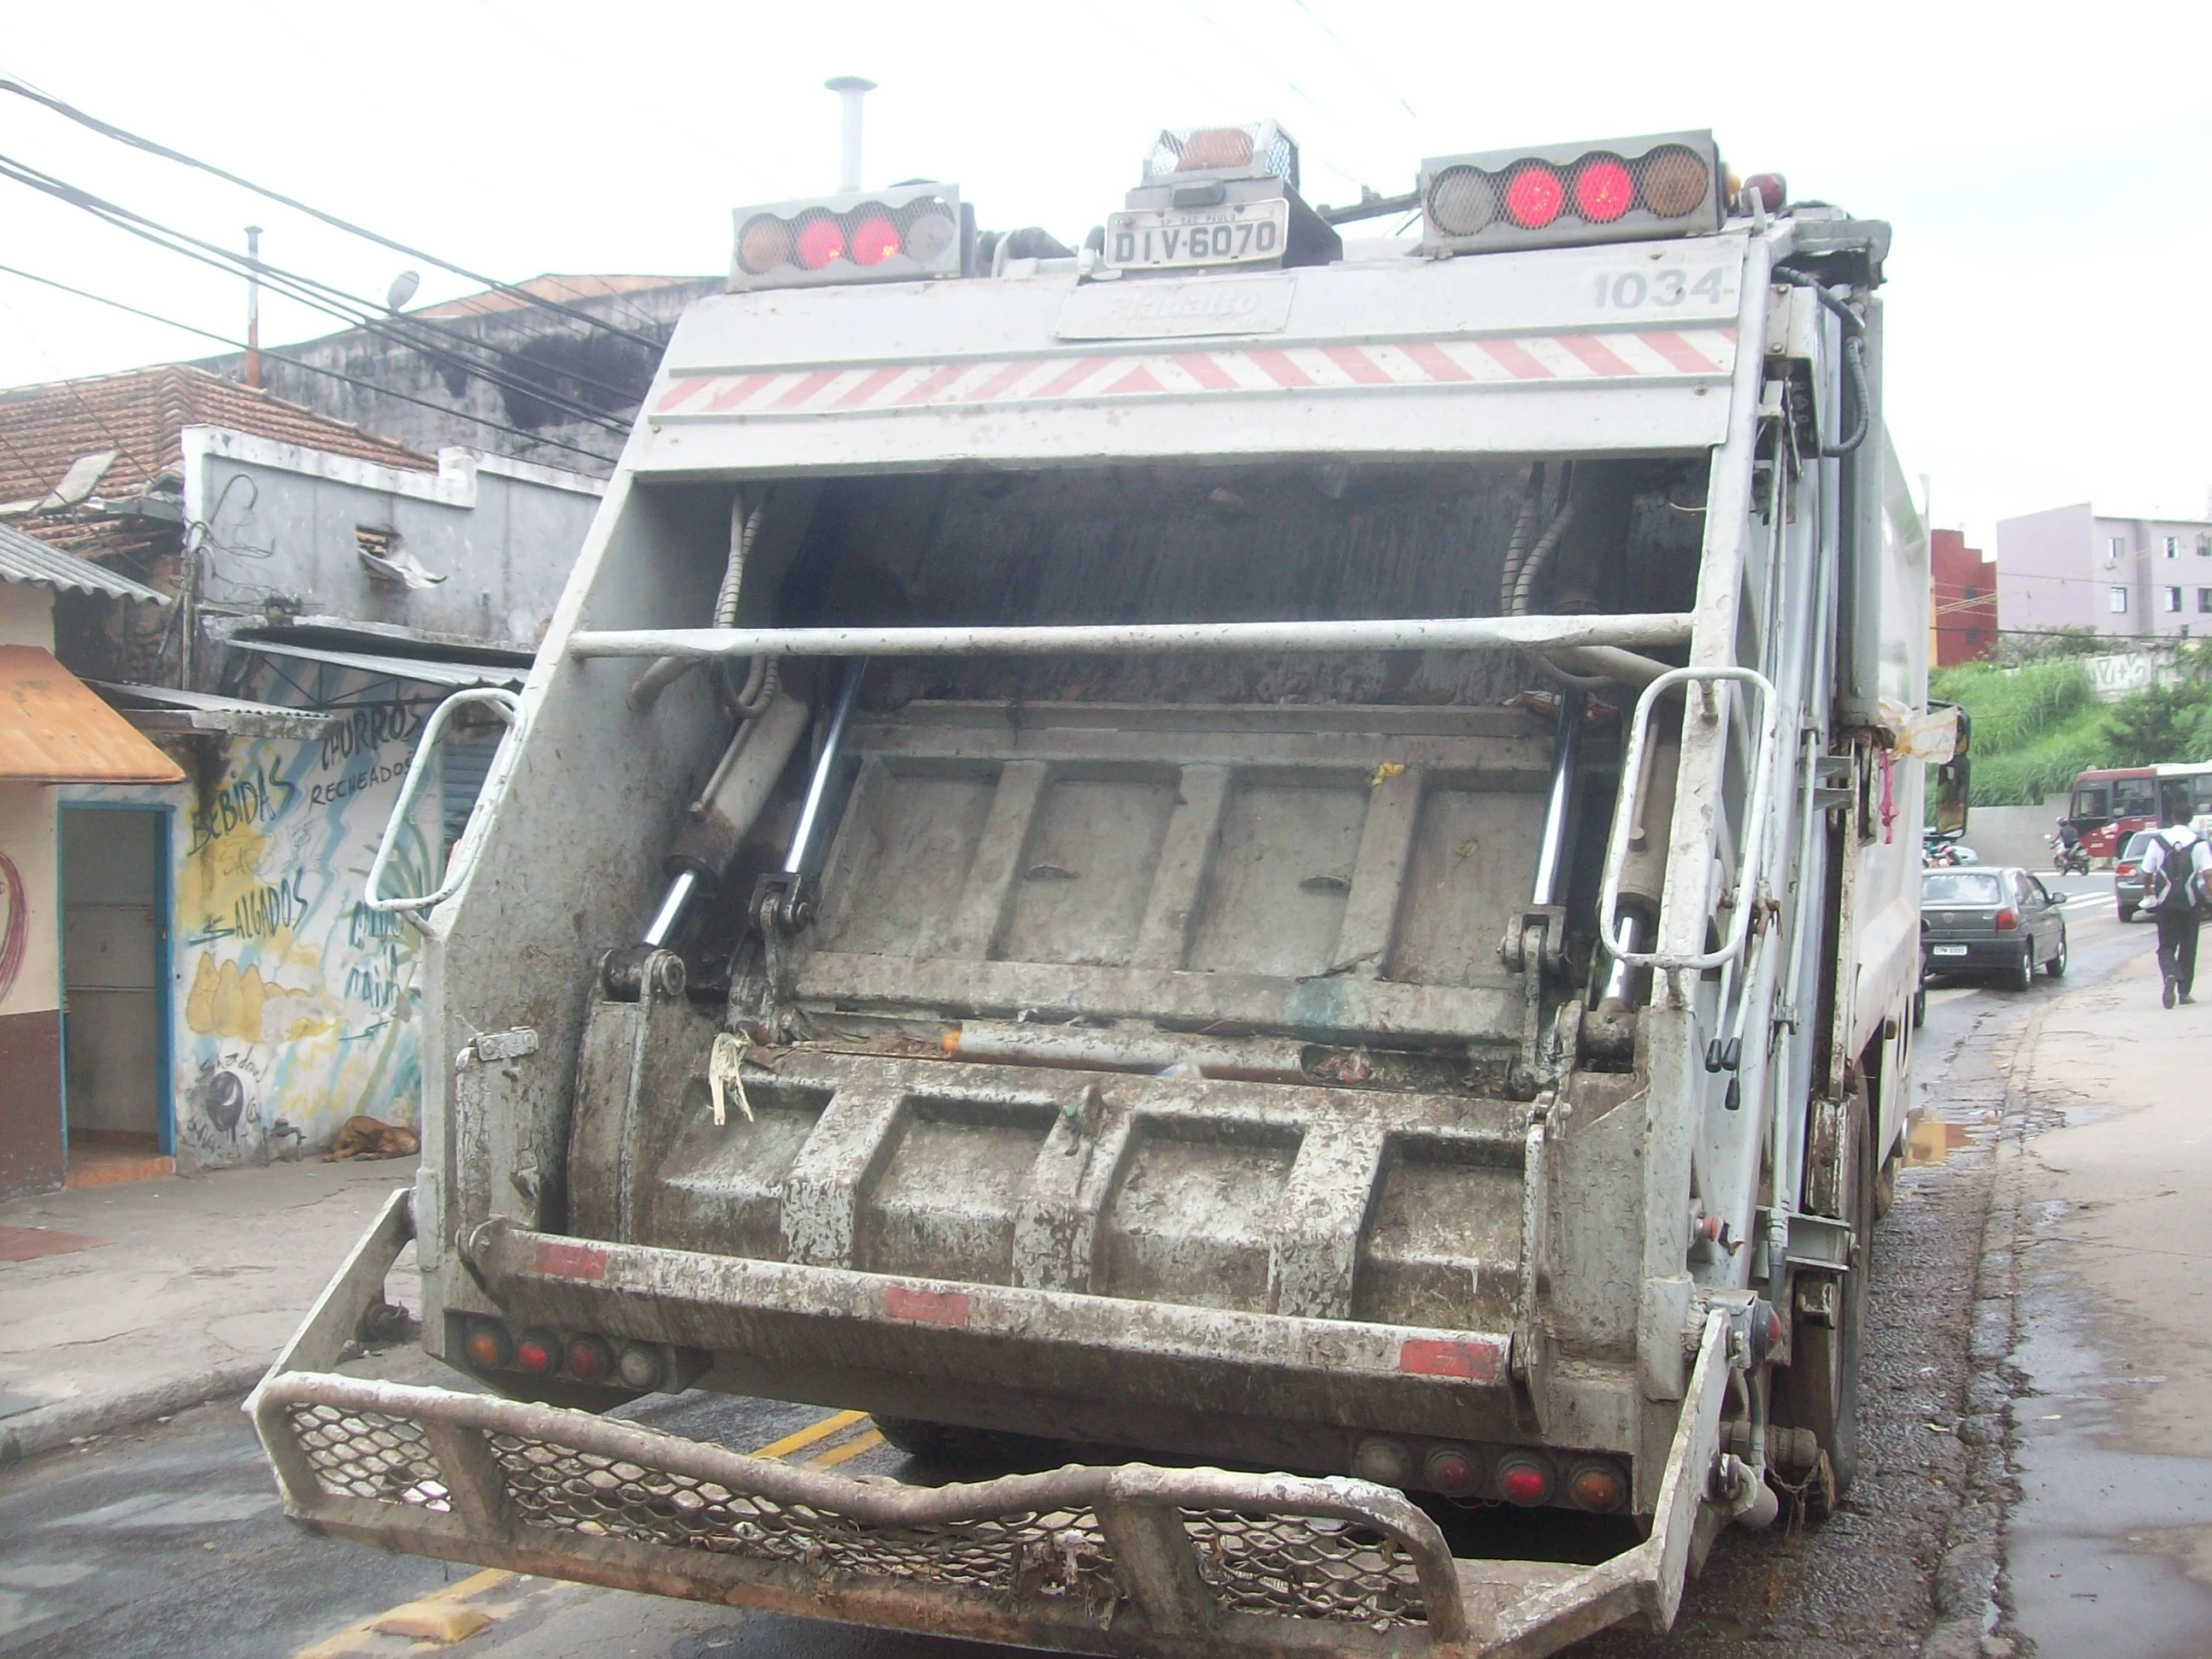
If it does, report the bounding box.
[2168,535,2182,558]
[2199,535,2211,557]
[2165,586,2183,613]
[2110,535,2129,563]
[2199,589,2211,613]
[2111,585,2130,613]
[1964,584,1978,600]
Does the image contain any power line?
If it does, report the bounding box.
[1282,0,1419,119]
[0,153,640,436]
[0,262,621,467]
[0,76,671,352]
[0,152,642,429]
[0,285,155,484]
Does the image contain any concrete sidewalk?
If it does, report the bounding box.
[1999,945,2212,1653]
[0,1156,419,1461]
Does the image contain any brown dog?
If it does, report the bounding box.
[324,1115,420,1161]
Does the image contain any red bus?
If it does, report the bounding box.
[2066,763,2212,859]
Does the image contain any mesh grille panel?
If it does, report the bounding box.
[288,1403,448,1509]
[279,1396,1434,1631]
[1185,1508,1428,1626]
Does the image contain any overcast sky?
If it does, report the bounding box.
[3,1,2207,553]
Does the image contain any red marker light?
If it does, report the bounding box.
[1423,1444,1481,1495]
[1994,907,2019,931]
[847,216,902,266]
[1502,166,1565,229]
[565,1336,614,1382]
[795,217,847,270]
[1573,158,1635,223]
[1496,1450,1554,1506]
[514,1330,559,1377]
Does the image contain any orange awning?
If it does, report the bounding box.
[0,646,186,785]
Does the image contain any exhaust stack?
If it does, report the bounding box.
[825,76,876,193]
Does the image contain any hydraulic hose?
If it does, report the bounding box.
[718,499,779,719]
[631,493,775,713]
[1498,483,1542,617]
[1774,267,1870,457]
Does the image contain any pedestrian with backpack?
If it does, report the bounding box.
[2140,823,2212,1006]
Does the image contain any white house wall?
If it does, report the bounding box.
[183,427,603,649]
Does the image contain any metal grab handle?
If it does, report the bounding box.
[1598,665,1779,972]
[363,688,522,916]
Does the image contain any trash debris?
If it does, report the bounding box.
[710,1031,754,1126]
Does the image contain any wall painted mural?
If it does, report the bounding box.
[72,692,444,1169]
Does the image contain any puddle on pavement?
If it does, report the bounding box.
[1905,1108,1971,1166]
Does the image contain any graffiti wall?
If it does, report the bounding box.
[71,693,442,1169]
[169,704,440,1168]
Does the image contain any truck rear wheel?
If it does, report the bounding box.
[1778,1081,1874,1517]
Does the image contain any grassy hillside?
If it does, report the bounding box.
[1930,658,2108,806]
[1931,647,2212,807]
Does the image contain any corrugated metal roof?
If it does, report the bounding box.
[0,646,186,784]
[225,635,529,691]
[90,680,339,741]
[0,521,170,603]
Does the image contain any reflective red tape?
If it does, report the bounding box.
[535,1241,608,1281]
[1397,1338,1500,1381]
[883,1286,970,1328]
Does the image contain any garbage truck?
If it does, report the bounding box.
[256,123,1948,1656]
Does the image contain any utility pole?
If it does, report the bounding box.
[245,225,263,389]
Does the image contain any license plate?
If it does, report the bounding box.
[1932,945,1968,956]
[1105,201,1290,271]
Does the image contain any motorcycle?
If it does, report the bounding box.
[2051,824,2090,876]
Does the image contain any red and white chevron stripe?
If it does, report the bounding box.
[651,328,1737,422]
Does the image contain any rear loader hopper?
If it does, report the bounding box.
[256,123,1936,1656]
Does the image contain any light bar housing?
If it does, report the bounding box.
[1112,119,1341,276]
[1143,121,1300,192]
[730,183,971,292]
[1418,131,1725,257]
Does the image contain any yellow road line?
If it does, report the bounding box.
[752,1406,869,1460]
[806,1427,886,1468]
[290,1407,866,1656]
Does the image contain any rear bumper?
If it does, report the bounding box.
[255,1191,1737,1659]
[458,1215,1532,1452]
[1922,937,2026,973]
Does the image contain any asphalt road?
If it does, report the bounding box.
[0,870,2147,1659]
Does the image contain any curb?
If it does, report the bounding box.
[1922,1009,2039,1659]
[0,1357,269,1468]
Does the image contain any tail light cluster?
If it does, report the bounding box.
[1994,907,2019,931]
[461,1318,667,1392]
[731,183,968,292]
[1352,1434,1629,1510]
[1420,130,1725,256]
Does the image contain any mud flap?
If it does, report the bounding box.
[251,1200,1734,1659]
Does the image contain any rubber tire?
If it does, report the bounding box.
[1779,1082,1873,1518]
[1912,985,1927,1030]
[2006,945,2034,992]
[2119,904,2138,923]
[2045,931,2068,977]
